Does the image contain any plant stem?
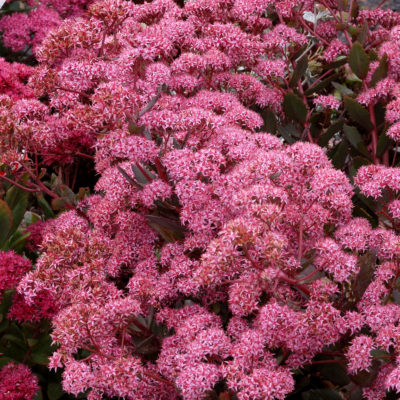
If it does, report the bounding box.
[0,174,39,193]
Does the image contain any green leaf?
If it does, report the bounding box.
[283,93,307,124]
[374,102,386,132]
[310,121,322,140]
[336,22,347,31]
[289,54,308,87]
[36,194,54,220]
[371,349,390,358]
[337,0,348,10]
[47,383,65,400]
[131,164,155,186]
[50,173,62,188]
[305,73,338,95]
[0,357,14,368]
[343,124,370,158]
[51,198,66,211]
[3,323,26,349]
[57,184,75,204]
[314,362,350,386]
[116,165,141,189]
[3,334,26,349]
[277,123,299,144]
[349,42,370,79]
[291,44,308,61]
[146,215,185,242]
[377,132,392,157]
[369,50,379,61]
[351,0,359,18]
[5,185,28,235]
[357,22,369,45]
[27,338,39,348]
[211,303,221,314]
[0,317,9,332]
[30,352,49,365]
[354,187,377,213]
[0,289,14,316]
[260,109,277,134]
[332,81,354,96]
[326,56,348,69]
[1,342,26,362]
[348,25,359,37]
[5,182,27,209]
[8,231,30,253]
[24,211,41,226]
[339,251,376,311]
[77,187,90,201]
[302,389,342,400]
[318,119,344,147]
[344,96,373,131]
[0,199,13,248]
[349,156,370,178]
[350,360,380,387]
[128,121,145,136]
[331,141,348,169]
[32,335,53,355]
[370,53,388,87]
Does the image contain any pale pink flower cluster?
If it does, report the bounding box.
[323,39,349,63]
[355,164,400,198]
[346,335,375,374]
[314,94,341,110]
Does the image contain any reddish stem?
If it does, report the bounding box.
[0,174,39,193]
[154,158,169,183]
[368,102,379,164]
[278,272,311,297]
[135,163,153,182]
[298,219,304,263]
[307,69,335,92]
[297,268,320,283]
[299,19,330,46]
[76,152,95,160]
[296,80,313,144]
[142,371,176,389]
[392,142,399,167]
[375,0,388,9]
[136,86,163,120]
[55,86,91,99]
[20,162,90,220]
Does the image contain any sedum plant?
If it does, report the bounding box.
[4,0,400,399]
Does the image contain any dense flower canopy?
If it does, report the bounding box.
[3,0,400,399]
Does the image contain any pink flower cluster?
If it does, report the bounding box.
[0,249,57,323]
[0,58,34,100]
[0,250,31,295]
[0,362,39,400]
[4,0,400,399]
[0,0,93,54]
